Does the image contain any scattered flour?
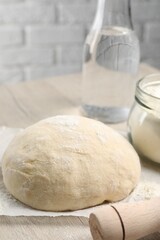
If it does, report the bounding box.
[125,181,160,202]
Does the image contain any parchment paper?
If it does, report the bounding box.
[0,127,160,217]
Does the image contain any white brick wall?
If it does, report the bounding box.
[0,48,55,65]
[0,2,55,24]
[57,3,96,24]
[0,26,23,47]
[0,68,24,84]
[131,0,160,68]
[27,26,85,44]
[0,0,159,84]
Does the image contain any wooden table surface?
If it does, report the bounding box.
[0,64,160,240]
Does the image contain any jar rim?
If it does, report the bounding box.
[137,73,160,101]
[136,73,160,111]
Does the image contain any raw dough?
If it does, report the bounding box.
[2,116,141,211]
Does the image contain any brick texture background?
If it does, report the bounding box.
[0,0,160,83]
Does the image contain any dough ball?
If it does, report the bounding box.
[2,115,141,211]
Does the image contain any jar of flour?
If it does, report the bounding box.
[128,74,160,164]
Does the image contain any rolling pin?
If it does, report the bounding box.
[89,198,160,240]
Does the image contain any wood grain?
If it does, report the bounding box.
[0,216,91,240]
[0,216,159,240]
[89,198,160,240]
[0,74,81,128]
[0,63,159,240]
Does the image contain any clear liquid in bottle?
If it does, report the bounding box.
[82,26,140,123]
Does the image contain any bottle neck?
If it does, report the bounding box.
[92,0,133,31]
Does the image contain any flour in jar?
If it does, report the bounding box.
[145,83,160,98]
[129,78,160,163]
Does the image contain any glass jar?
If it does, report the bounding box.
[81,0,140,124]
[128,74,160,164]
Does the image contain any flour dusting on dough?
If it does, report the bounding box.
[44,115,80,128]
[53,156,72,171]
[44,116,89,153]
[92,122,108,144]
[93,124,108,144]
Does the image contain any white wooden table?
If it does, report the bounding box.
[0,64,159,240]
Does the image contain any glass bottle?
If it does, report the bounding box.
[81,0,140,123]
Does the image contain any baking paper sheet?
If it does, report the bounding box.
[0,127,160,217]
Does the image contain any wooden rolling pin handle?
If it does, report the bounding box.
[89,198,160,240]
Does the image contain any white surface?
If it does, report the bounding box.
[0,127,160,217]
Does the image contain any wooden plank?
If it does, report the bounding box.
[0,63,159,128]
[0,74,81,128]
